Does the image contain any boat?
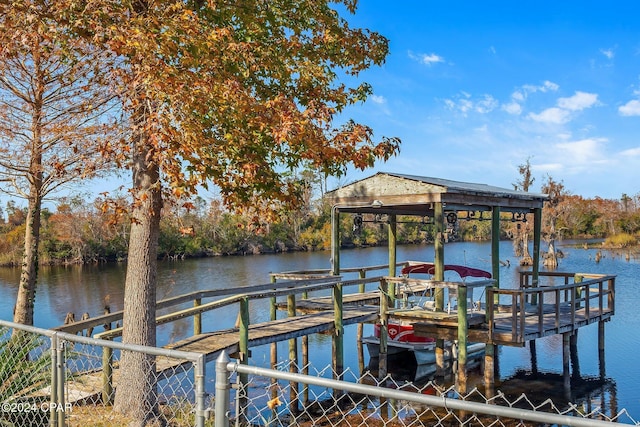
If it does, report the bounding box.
[362,326,485,365]
[362,262,490,365]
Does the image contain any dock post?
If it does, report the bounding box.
[483,343,495,387]
[491,206,501,307]
[193,298,202,336]
[269,275,278,374]
[570,331,580,380]
[287,293,299,415]
[529,340,538,375]
[333,281,344,381]
[457,284,468,393]
[101,340,114,405]
[434,203,445,376]
[562,332,571,400]
[378,279,389,379]
[388,214,397,304]
[598,321,606,379]
[357,269,366,375]
[239,296,250,413]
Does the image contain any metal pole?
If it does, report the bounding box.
[194,354,206,427]
[215,352,231,427]
[56,338,65,427]
[49,334,58,427]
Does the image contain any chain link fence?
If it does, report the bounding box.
[0,320,208,427]
[2,318,639,426]
[217,352,639,427]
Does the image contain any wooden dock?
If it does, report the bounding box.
[164,305,378,359]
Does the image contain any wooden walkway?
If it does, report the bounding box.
[164,305,378,359]
[62,306,378,403]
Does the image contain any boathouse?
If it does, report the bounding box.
[325,172,615,392]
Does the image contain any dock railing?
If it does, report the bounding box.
[487,272,616,345]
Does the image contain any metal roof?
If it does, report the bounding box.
[324,172,548,215]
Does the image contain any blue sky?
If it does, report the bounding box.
[330,1,640,199]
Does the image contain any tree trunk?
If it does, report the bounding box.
[13,194,42,327]
[113,128,162,423]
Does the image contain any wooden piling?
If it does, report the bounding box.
[491,206,501,306]
[456,284,468,393]
[101,344,113,405]
[378,280,389,379]
[434,203,445,376]
[483,343,495,387]
[287,293,299,415]
[529,340,538,375]
[570,331,580,380]
[562,332,571,399]
[333,281,344,380]
[598,321,606,379]
[193,298,202,336]
[388,214,397,304]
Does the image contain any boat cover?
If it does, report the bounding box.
[401,263,492,279]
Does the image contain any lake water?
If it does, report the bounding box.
[0,240,638,418]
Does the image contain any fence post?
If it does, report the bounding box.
[49,334,58,427]
[215,351,231,427]
[194,354,207,427]
[56,337,66,427]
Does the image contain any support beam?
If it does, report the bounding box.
[434,202,445,375]
[532,208,543,286]
[457,284,468,394]
[491,206,501,306]
[388,214,397,305]
[331,207,340,276]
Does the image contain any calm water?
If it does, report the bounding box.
[0,241,638,416]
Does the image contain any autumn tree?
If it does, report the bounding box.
[61,0,400,422]
[0,1,116,327]
[512,157,535,265]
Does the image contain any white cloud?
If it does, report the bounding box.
[529,107,571,124]
[621,147,640,156]
[369,94,386,104]
[555,138,607,164]
[475,95,498,113]
[522,81,559,95]
[444,92,497,115]
[557,91,598,111]
[619,99,640,116]
[408,51,444,66]
[600,48,615,59]
[504,81,560,116]
[502,102,522,115]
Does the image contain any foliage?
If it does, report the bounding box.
[2,188,640,266]
[604,233,637,248]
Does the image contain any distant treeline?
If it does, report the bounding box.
[0,193,638,266]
